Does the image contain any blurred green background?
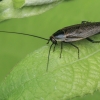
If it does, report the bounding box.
[0,0,100,100]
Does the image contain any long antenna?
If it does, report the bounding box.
[46,43,53,71]
[0,31,49,41]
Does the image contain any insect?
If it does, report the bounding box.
[1,21,100,71]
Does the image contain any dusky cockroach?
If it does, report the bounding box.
[1,21,100,71]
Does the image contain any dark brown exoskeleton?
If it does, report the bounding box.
[1,21,100,71]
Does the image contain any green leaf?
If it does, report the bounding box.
[0,42,100,100]
[0,0,63,22]
[13,0,25,8]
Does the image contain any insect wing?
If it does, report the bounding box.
[64,36,83,42]
[65,23,100,42]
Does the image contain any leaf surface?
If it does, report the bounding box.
[0,42,100,100]
[0,0,63,21]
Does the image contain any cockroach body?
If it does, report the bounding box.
[1,21,100,71]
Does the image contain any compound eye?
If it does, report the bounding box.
[52,39,57,44]
[52,38,55,42]
[50,36,57,44]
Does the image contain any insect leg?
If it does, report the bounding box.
[86,38,100,43]
[60,42,63,58]
[81,21,91,24]
[46,43,53,71]
[69,43,80,59]
[53,44,56,52]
